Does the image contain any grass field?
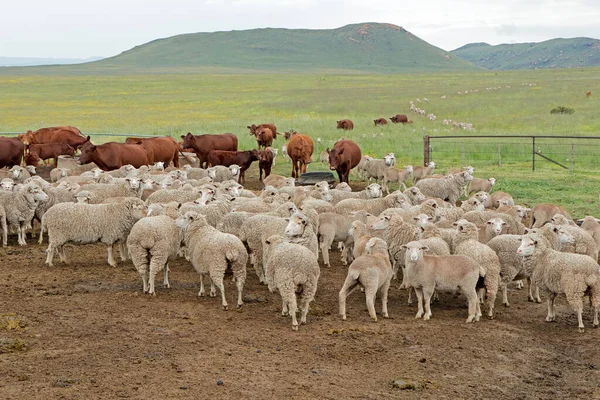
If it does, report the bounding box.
[1,68,599,217]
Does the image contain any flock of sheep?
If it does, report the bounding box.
[1,151,599,332]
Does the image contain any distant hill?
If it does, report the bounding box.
[452,38,600,70]
[0,56,103,67]
[1,23,480,74]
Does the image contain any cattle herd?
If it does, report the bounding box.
[1,124,599,333]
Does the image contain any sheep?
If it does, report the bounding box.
[579,216,600,248]
[32,186,78,238]
[412,162,436,183]
[402,241,482,323]
[437,197,484,224]
[356,155,372,179]
[334,182,352,192]
[9,166,31,184]
[180,199,232,228]
[176,211,247,310]
[76,179,150,203]
[461,210,526,235]
[263,234,320,331]
[420,222,458,253]
[127,203,181,295]
[263,174,295,189]
[281,145,289,163]
[339,237,393,321]
[24,176,51,190]
[382,165,413,194]
[182,165,209,180]
[208,165,240,183]
[0,183,49,246]
[480,217,507,244]
[472,191,493,209]
[26,165,36,176]
[329,183,382,205]
[377,198,440,225]
[517,234,600,332]
[550,218,599,261]
[296,198,335,214]
[334,191,407,216]
[403,186,426,205]
[549,213,577,227]
[283,212,318,257]
[488,234,540,306]
[146,186,215,205]
[0,178,15,192]
[453,221,501,319]
[348,220,374,260]
[415,171,473,206]
[107,165,137,178]
[0,205,7,247]
[496,205,530,222]
[468,178,496,195]
[49,168,70,183]
[319,149,328,164]
[318,210,370,267]
[490,191,514,208]
[362,154,396,183]
[446,165,474,176]
[374,213,420,280]
[217,202,298,238]
[40,197,146,266]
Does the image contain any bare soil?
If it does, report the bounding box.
[1,165,599,399]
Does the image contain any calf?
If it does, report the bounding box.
[374,118,387,126]
[26,143,76,168]
[336,119,354,130]
[207,149,259,184]
[390,114,409,124]
[258,148,275,182]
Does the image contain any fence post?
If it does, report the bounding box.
[570,143,574,174]
[532,136,536,171]
[498,143,501,168]
[423,135,430,166]
[461,143,465,168]
[170,124,173,137]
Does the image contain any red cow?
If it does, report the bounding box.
[19,126,88,150]
[0,137,25,169]
[207,149,259,184]
[336,119,354,130]
[327,140,362,184]
[252,127,277,150]
[374,118,388,126]
[125,137,180,167]
[287,134,314,179]
[284,130,298,141]
[180,132,238,168]
[78,138,149,171]
[25,143,75,168]
[248,123,278,137]
[258,148,275,182]
[390,114,409,124]
[586,91,592,98]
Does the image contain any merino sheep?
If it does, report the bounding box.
[127,203,181,295]
[177,211,247,310]
[461,210,526,235]
[9,166,32,184]
[550,217,599,260]
[335,191,407,216]
[329,183,382,205]
[437,197,484,224]
[263,174,295,189]
[182,165,209,180]
[469,178,496,195]
[318,210,370,267]
[49,168,70,183]
[40,197,146,266]
[382,165,413,194]
[403,186,426,206]
[415,171,473,206]
[32,186,78,238]
[490,191,514,209]
[348,220,374,260]
[580,216,600,248]
[208,164,241,183]
[412,162,436,183]
[339,237,393,321]
[375,213,421,281]
[264,234,320,331]
[0,183,49,246]
[146,186,215,205]
[362,154,396,183]
[517,234,600,332]
[403,241,482,323]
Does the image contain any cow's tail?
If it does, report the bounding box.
[179,150,197,165]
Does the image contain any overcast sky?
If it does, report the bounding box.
[2,0,599,58]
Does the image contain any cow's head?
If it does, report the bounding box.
[327,146,344,170]
[180,132,195,148]
[78,140,96,165]
[247,124,258,136]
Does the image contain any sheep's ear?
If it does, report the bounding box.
[502,222,507,226]
[400,244,408,249]
[487,221,492,225]
[412,216,419,221]
[533,240,538,245]
[265,239,271,245]
[524,228,532,233]
[427,217,433,221]
[420,246,429,251]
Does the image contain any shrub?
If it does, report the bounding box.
[550,106,575,115]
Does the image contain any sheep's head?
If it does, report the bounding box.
[550,214,571,226]
[366,183,382,199]
[1,178,15,192]
[427,161,436,169]
[488,177,497,186]
[486,218,507,236]
[335,182,351,192]
[26,184,48,202]
[365,237,388,256]
[517,236,538,257]
[153,161,165,171]
[412,214,433,229]
[284,213,309,238]
[402,241,429,262]
[383,153,396,167]
[124,177,141,190]
[554,226,575,245]
[26,166,37,175]
[10,166,24,179]
[229,164,241,178]
[283,177,295,187]
[370,215,391,231]
[406,187,425,202]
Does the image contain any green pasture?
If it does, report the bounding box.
[0,68,599,217]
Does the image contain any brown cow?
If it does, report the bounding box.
[390,114,409,124]
[336,119,354,130]
[253,127,277,150]
[284,130,298,141]
[78,137,149,171]
[0,137,25,169]
[586,91,592,98]
[374,118,388,126]
[207,149,259,184]
[258,148,275,182]
[19,126,88,149]
[125,137,180,168]
[248,123,278,137]
[180,132,238,168]
[25,143,75,168]
[287,134,314,179]
[327,140,362,184]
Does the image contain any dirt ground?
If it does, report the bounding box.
[1,165,600,399]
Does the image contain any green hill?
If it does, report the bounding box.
[452,37,600,70]
[1,23,480,74]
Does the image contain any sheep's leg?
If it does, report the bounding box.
[320,237,332,267]
[45,244,56,266]
[422,287,434,321]
[464,288,479,323]
[106,245,117,267]
[209,276,217,298]
[516,280,524,289]
[281,299,289,316]
[119,241,128,261]
[478,288,485,304]
[593,304,599,328]
[545,294,557,322]
[379,280,391,319]
[501,283,510,307]
[2,218,7,247]
[198,275,205,297]
[235,275,244,308]
[209,272,227,310]
[163,264,170,289]
[528,278,541,303]
[288,294,299,331]
[338,278,359,321]
[433,289,439,302]
[382,179,389,195]
[414,288,424,319]
[141,268,149,294]
[18,223,26,246]
[365,286,378,322]
[58,246,68,264]
[407,287,414,305]
[298,287,314,325]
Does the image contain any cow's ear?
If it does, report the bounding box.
[86,136,91,141]
[337,147,345,155]
[91,145,97,151]
[325,147,330,154]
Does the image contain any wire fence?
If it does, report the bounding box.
[0,132,166,139]
[424,135,600,173]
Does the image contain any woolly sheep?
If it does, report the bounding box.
[496,205,530,222]
[182,165,209,180]
[437,197,484,224]
[376,213,420,280]
[412,162,436,183]
[580,216,600,248]
[472,191,493,209]
[334,182,352,192]
[0,178,14,192]
[382,165,413,194]
[403,241,482,323]
[32,186,78,238]
[146,186,215,205]
[283,212,318,256]
[49,168,70,183]
[40,197,146,266]
[550,218,599,260]
[217,202,298,238]
[490,191,514,209]
[517,234,600,332]
[107,165,137,178]
[127,204,181,295]
[469,178,496,195]
[461,210,526,235]
[318,210,370,267]
[0,183,49,246]
[362,155,396,183]
[9,166,31,184]
[415,171,473,206]
[348,220,374,260]
[263,174,295,189]
[335,191,407,216]
[339,237,393,321]
[263,234,320,331]
[355,155,372,179]
[177,211,247,310]
[208,165,240,183]
[77,179,150,203]
[403,186,426,206]
[447,165,474,176]
[329,183,382,205]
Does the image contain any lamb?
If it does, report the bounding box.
[402,241,482,323]
[263,234,320,331]
[348,220,374,259]
[182,165,209,180]
[362,154,396,183]
[0,183,49,246]
[334,191,407,216]
[329,183,382,205]
[517,234,600,332]
[40,197,146,266]
[403,186,426,205]
[490,191,514,209]
[453,221,501,319]
[411,162,436,183]
[49,168,70,183]
[415,171,473,205]
[319,149,328,164]
[339,238,393,321]
[263,174,295,189]
[318,210,370,267]
[146,186,215,205]
[530,203,573,228]
[469,178,496,195]
[9,166,31,184]
[208,165,240,183]
[105,165,137,178]
[127,203,181,295]
[382,165,413,193]
[579,216,600,248]
[550,216,599,260]
[176,211,247,310]
[437,197,484,224]
[283,212,318,257]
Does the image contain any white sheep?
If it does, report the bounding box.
[182,165,209,180]
[40,197,146,266]
[335,191,407,216]
[362,154,396,183]
[469,178,496,195]
[339,237,393,321]
[382,165,413,194]
[530,203,572,228]
[403,241,482,322]
[412,162,436,183]
[208,165,240,183]
[264,234,320,331]
[146,186,215,205]
[177,211,247,310]
[284,212,318,256]
[517,234,600,332]
[579,216,600,249]
[49,168,70,183]
[0,183,49,246]
[490,191,514,209]
[318,210,370,267]
[415,171,473,205]
[0,178,14,192]
[329,183,382,205]
[9,166,31,184]
[262,175,294,189]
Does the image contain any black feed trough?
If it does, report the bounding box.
[296,171,336,186]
